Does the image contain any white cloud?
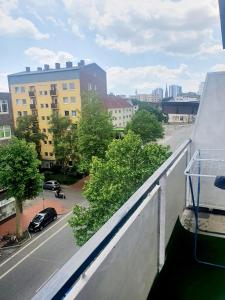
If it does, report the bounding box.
[46,16,67,31]
[210,64,225,72]
[0,0,49,40]
[0,73,9,92]
[63,0,220,56]
[107,64,205,95]
[24,47,75,67]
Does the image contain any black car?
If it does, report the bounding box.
[28,207,57,232]
[43,180,60,191]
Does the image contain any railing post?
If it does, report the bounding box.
[158,175,167,272]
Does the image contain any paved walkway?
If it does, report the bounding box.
[0,177,89,236]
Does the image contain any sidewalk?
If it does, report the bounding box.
[0,198,69,236]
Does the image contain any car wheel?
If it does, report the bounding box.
[39,226,43,231]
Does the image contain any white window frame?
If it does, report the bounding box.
[62,83,68,90]
[69,82,75,90]
[0,100,8,114]
[63,97,69,104]
[0,125,11,140]
[71,110,76,117]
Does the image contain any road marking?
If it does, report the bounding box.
[0,211,72,269]
[35,268,59,293]
[0,223,68,280]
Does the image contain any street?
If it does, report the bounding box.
[0,212,79,300]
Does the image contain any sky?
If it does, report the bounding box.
[0,0,225,96]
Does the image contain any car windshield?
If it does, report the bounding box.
[33,213,44,222]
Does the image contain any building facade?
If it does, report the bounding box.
[0,92,13,144]
[169,85,182,98]
[129,93,161,102]
[152,88,163,100]
[8,61,106,166]
[103,96,136,128]
[162,101,199,123]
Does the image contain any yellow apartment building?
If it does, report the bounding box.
[8,60,107,167]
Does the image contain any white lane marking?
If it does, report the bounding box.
[35,268,59,293]
[0,223,68,280]
[0,211,72,269]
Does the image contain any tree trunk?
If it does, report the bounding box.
[19,201,23,213]
[15,199,22,239]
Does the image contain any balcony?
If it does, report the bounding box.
[50,89,57,96]
[30,104,36,110]
[28,91,36,97]
[51,103,58,109]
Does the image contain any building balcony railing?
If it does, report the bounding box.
[50,89,57,96]
[30,104,36,110]
[28,91,36,97]
[33,139,191,300]
[51,103,58,109]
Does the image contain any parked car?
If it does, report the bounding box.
[28,207,57,232]
[43,180,60,191]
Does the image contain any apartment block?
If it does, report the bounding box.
[8,61,107,166]
[0,92,13,144]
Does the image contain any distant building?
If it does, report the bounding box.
[8,60,107,167]
[0,92,13,144]
[103,96,136,128]
[169,85,182,98]
[129,93,161,102]
[152,88,163,100]
[198,82,205,96]
[165,85,169,98]
[162,101,199,123]
[175,92,200,102]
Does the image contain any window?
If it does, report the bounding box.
[47,116,50,120]
[49,141,52,144]
[0,100,8,113]
[50,153,53,156]
[45,104,49,108]
[70,97,76,103]
[41,104,44,108]
[44,141,47,144]
[64,111,69,116]
[62,83,67,90]
[42,116,45,120]
[51,84,57,90]
[16,99,26,105]
[45,152,48,156]
[63,97,69,104]
[40,91,43,95]
[23,111,27,116]
[69,82,75,89]
[0,125,11,140]
[44,91,48,95]
[15,86,25,93]
[71,110,76,117]
[43,129,46,133]
[18,111,22,117]
[22,99,26,104]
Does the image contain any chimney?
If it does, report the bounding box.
[66,61,73,68]
[37,67,42,71]
[26,67,30,72]
[78,60,85,67]
[44,64,50,70]
[55,63,60,69]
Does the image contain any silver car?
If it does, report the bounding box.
[43,180,60,191]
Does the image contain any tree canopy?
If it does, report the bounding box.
[78,92,114,172]
[131,99,167,122]
[49,113,79,170]
[69,131,171,245]
[14,115,46,158]
[125,109,164,144]
[0,138,43,237]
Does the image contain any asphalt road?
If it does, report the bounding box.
[0,212,79,300]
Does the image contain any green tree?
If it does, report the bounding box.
[125,109,164,143]
[14,115,46,158]
[69,131,170,245]
[78,92,114,172]
[131,99,167,122]
[49,113,79,171]
[0,138,43,238]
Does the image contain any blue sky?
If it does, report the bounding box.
[0,0,225,95]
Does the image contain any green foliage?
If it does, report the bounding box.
[131,99,167,122]
[0,138,43,201]
[78,92,114,172]
[14,115,46,157]
[49,113,79,170]
[125,109,164,143]
[69,131,171,245]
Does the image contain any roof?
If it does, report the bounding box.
[103,95,133,109]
